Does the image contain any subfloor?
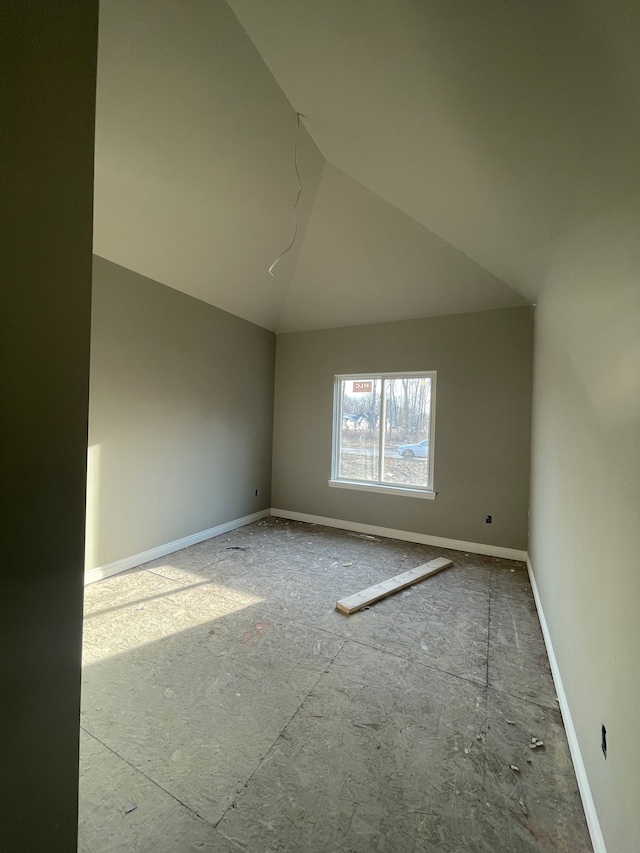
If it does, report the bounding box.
[79,517,593,852]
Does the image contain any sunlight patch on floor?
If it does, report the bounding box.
[83,570,262,665]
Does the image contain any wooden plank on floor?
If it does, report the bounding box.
[335,557,453,615]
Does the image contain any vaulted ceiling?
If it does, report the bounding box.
[94,0,638,332]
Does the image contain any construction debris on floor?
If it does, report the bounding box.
[336,556,453,614]
[79,517,593,853]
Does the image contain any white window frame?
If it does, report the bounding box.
[329,371,437,499]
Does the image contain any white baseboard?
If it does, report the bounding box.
[526,555,606,853]
[85,507,525,585]
[84,509,271,585]
[270,508,527,561]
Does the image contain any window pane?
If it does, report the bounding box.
[382,377,431,488]
[338,379,381,482]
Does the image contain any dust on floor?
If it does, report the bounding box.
[79,517,592,852]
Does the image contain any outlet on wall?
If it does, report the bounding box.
[485,515,492,524]
[255,489,259,497]
[601,724,607,759]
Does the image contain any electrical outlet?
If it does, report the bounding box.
[485,515,492,524]
[601,724,607,759]
[255,489,259,497]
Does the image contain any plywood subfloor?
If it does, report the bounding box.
[79,517,592,852]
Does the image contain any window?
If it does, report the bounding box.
[330,372,436,498]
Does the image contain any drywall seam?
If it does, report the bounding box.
[84,509,270,585]
[526,555,607,853]
[271,508,527,561]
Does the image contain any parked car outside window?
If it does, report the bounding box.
[397,439,428,459]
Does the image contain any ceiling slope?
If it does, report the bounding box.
[228,0,640,300]
[96,0,635,331]
[279,164,526,332]
[94,0,324,331]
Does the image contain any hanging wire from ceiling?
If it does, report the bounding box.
[268,112,304,276]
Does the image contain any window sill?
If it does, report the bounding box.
[328,480,436,500]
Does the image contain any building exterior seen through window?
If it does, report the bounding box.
[332,372,436,494]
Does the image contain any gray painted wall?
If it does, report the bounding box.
[88,257,276,569]
[272,307,533,550]
[0,3,97,850]
[529,197,640,852]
